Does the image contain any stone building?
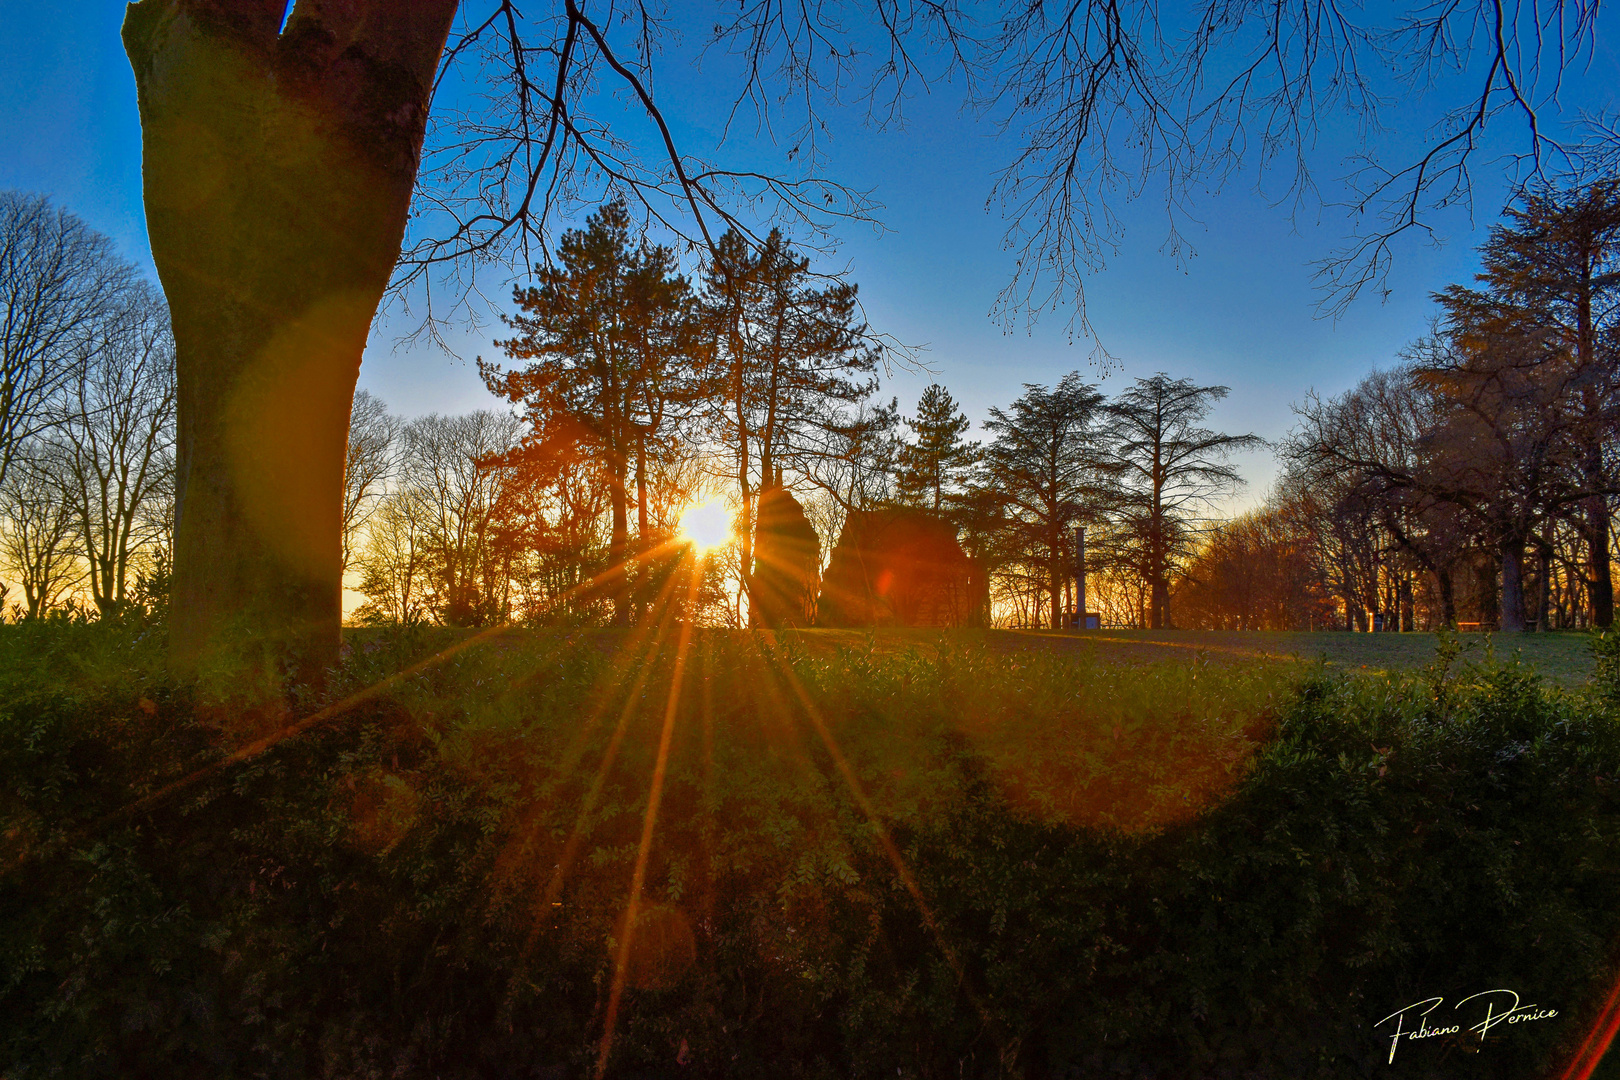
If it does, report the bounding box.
[749,486,821,628]
[815,508,984,627]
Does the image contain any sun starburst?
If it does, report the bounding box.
[677,496,731,554]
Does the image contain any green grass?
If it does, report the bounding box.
[4,621,1620,1078]
[778,626,1603,686]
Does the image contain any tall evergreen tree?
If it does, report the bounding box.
[1448,181,1620,626]
[1106,374,1263,629]
[483,200,695,625]
[896,384,978,513]
[698,228,879,623]
[981,373,1113,630]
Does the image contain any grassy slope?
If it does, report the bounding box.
[8,621,1618,1077]
[769,627,1600,685]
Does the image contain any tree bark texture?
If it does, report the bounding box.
[608,459,630,626]
[1500,539,1527,632]
[1577,253,1614,628]
[1437,568,1457,628]
[1049,546,1063,630]
[1586,496,1614,627]
[123,0,457,680]
[1533,542,1552,631]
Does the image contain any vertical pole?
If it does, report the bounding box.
[1075,525,1087,630]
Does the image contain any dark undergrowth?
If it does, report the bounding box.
[2,620,1620,1079]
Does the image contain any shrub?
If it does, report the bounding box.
[1,627,1617,1078]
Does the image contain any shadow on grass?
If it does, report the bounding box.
[2,621,1619,1078]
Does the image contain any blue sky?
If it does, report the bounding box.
[4,1,1618,508]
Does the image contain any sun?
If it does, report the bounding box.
[677,496,732,554]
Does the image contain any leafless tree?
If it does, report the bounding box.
[0,191,135,489]
[395,409,523,625]
[52,281,177,616]
[1288,365,1473,627]
[342,390,402,574]
[120,0,1610,674]
[408,0,1608,338]
[352,491,432,628]
[1272,461,1384,630]
[354,405,523,627]
[0,442,83,620]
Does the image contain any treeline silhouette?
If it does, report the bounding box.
[1180,180,1620,632]
[3,182,1617,632]
[333,188,1264,630]
[0,191,175,622]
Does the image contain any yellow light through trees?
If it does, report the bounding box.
[678,497,732,553]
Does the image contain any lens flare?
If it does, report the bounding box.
[678,496,731,553]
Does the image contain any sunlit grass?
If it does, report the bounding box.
[305,621,1620,1074]
[7,609,1620,1077]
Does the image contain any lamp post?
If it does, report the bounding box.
[1075,525,1087,630]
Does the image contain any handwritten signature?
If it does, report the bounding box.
[1375,990,1557,1064]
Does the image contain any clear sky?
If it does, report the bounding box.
[4,1,1618,511]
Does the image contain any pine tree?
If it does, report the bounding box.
[697,228,879,624]
[1106,374,1263,630]
[896,384,977,513]
[981,373,1114,630]
[483,200,695,626]
[1451,181,1620,627]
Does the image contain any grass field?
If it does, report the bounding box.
[758,626,1604,686]
[8,619,1620,1077]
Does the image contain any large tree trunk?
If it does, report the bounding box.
[1533,543,1552,631]
[608,460,630,626]
[1500,538,1528,633]
[636,432,649,541]
[634,433,648,623]
[1585,494,1613,628]
[1477,553,1500,630]
[124,0,457,683]
[1350,600,1367,633]
[1050,549,1063,630]
[1436,568,1457,629]
[1578,263,1613,627]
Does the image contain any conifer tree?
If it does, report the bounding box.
[896,384,978,514]
[483,200,695,626]
[1446,181,1620,626]
[981,373,1113,629]
[1106,374,1262,630]
[697,228,879,623]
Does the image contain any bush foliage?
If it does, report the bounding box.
[2,625,1619,1079]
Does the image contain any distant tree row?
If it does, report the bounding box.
[344,199,1265,631]
[14,180,1614,635]
[875,374,1260,630]
[0,190,1263,633]
[340,397,725,629]
[1177,180,1620,632]
[0,192,175,622]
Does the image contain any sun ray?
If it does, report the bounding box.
[1561,966,1620,1080]
[491,540,691,707]
[533,580,685,902]
[502,567,691,975]
[488,575,684,898]
[24,554,672,873]
[595,568,704,1077]
[742,633,1005,1045]
[697,634,719,942]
